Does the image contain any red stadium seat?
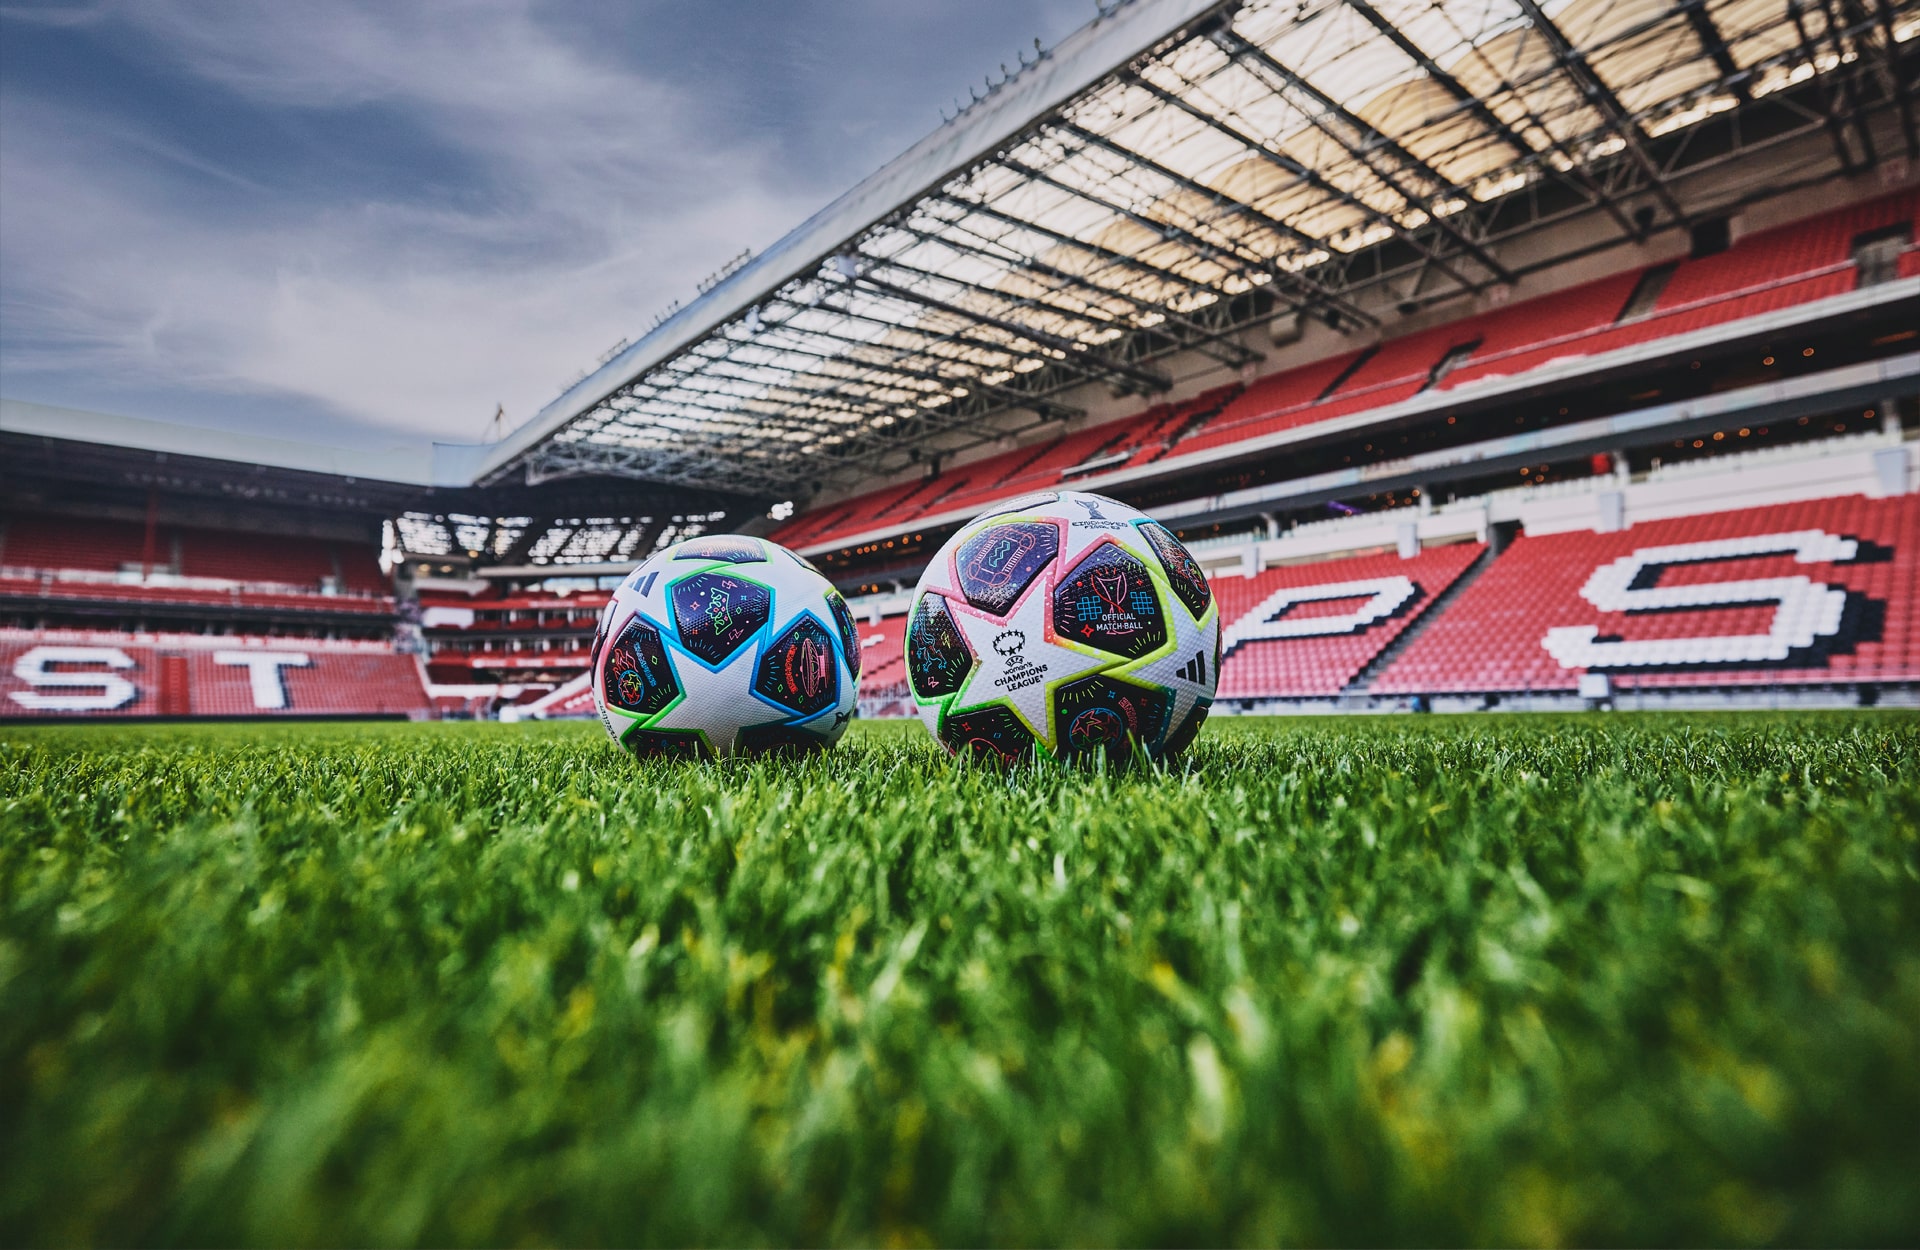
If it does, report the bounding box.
[1211,543,1485,698]
[1373,494,1920,694]
[0,630,430,717]
[1,515,149,572]
[855,612,909,696]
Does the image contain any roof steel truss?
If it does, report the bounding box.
[509,0,1915,499]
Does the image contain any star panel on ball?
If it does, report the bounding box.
[906,490,1220,766]
[590,535,858,759]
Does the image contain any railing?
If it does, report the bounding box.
[0,565,389,602]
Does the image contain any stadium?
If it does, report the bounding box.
[4,0,1919,1242]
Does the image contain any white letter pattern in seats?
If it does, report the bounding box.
[9,646,138,711]
[1223,575,1416,654]
[1541,529,1857,670]
[213,650,311,709]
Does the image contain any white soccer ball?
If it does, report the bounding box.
[590,534,860,758]
[905,491,1220,765]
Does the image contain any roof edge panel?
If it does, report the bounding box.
[475,0,1230,485]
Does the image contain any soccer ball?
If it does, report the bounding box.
[590,534,860,759]
[905,490,1219,765]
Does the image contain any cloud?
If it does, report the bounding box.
[0,0,1095,448]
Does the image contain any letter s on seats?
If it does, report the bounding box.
[1542,530,1857,670]
[9,646,139,712]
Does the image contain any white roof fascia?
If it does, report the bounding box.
[475,0,1228,484]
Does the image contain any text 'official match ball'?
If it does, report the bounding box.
[591,535,860,759]
[906,491,1220,765]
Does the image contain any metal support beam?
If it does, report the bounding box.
[736,322,1087,420]
[1051,117,1433,302]
[1508,0,1691,227]
[904,208,1262,366]
[1342,0,1642,239]
[1680,0,1754,103]
[1868,0,1919,156]
[1122,63,1517,287]
[993,150,1272,291]
[1209,32,1522,284]
[938,193,1274,324]
[759,288,1100,408]
[1818,0,1880,169]
[1787,0,1863,173]
[691,327,1083,426]
[850,269,1172,394]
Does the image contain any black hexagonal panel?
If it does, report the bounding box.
[1052,674,1170,766]
[1140,521,1213,619]
[907,593,972,699]
[670,571,771,665]
[939,703,1036,767]
[1052,542,1166,660]
[955,521,1057,616]
[827,591,862,681]
[738,721,833,758]
[673,536,766,563]
[619,724,707,761]
[601,615,678,716]
[754,616,839,715]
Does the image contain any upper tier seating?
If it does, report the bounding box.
[1164,353,1359,458]
[2,514,389,600]
[1212,542,1485,698]
[771,193,1918,552]
[771,389,1241,550]
[1445,190,1918,387]
[0,631,428,717]
[178,530,386,594]
[1372,493,1920,695]
[0,516,148,572]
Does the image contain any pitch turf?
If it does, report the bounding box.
[3,715,1918,1246]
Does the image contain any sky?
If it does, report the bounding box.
[0,0,1094,451]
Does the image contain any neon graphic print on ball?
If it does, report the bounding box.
[906,490,1219,765]
[589,535,857,759]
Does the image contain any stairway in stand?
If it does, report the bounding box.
[1339,543,1498,705]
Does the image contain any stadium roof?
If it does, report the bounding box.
[0,397,446,485]
[480,0,1917,499]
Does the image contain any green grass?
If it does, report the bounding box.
[3,714,1919,1246]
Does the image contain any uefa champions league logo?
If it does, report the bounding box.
[991,628,1047,692]
[1075,498,1107,521]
